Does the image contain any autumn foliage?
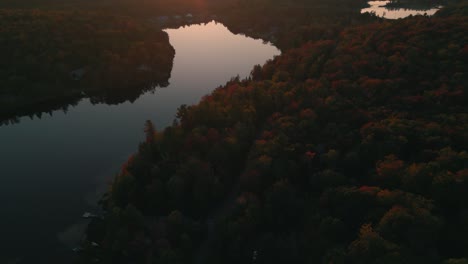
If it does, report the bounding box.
[78,5,467,264]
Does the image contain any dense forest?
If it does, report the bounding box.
[216,0,375,50]
[0,9,174,123]
[75,2,468,264]
[383,0,449,10]
[0,0,379,125]
[1,0,465,262]
[0,0,237,16]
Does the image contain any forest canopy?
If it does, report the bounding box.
[0,9,174,122]
[77,4,468,264]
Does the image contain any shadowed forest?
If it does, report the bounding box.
[0,0,467,263]
[0,10,175,123]
[75,2,467,264]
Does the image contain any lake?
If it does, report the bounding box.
[361,0,442,19]
[0,21,280,263]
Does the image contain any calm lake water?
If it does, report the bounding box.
[361,0,442,19]
[0,21,280,263]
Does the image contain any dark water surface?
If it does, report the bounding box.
[0,21,280,263]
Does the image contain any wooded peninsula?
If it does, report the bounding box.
[74,1,467,264]
[1,0,466,263]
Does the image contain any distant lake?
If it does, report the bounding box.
[0,21,280,263]
[361,0,442,19]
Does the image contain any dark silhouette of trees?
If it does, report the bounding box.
[78,3,468,264]
[0,9,175,123]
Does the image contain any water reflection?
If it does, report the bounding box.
[1,60,174,126]
[0,21,280,263]
[361,0,442,19]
